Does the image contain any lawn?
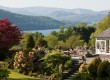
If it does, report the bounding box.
[8,69,41,80]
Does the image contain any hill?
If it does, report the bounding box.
[0,6,108,25]
[95,15,110,34]
[0,9,64,31]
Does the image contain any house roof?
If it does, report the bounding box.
[96,28,110,38]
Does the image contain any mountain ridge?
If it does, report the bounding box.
[0,6,110,27]
[0,9,64,31]
[0,6,109,25]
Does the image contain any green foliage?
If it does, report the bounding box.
[59,26,64,34]
[97,60,110,79]
[57,33,66,41]
[71,72,92,80]
[64,60,73,69]
[13,51,35,75]
[72,58,110,80]
[57,41,66,49]
[73,23,95,43]
[0,68,10,80]
[90,15,110,46]
[38,50,73,78]
[89,33,96,46]
[35,32,44,40]
[24,34,35,50]
[65,26,73,38]
[95,15,110,34]
[17,33,34,50]
[36,38,47,48]
[10,45,23,51]
[44,35,58,48]
[57,26,74,41]
[50,30,57,36]
[4,56,15,69]
[65,35,84,48]
[0,9,64,30]
[88,57,101,78]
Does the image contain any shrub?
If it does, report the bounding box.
[71,72,92,80]
[4,53,15,69]
[64,60,73,69]
[88,57,101,79]
[38,50,73,78]
[13,51,35,75]
[97,60,109,79]
[24,35,35,51]
[79,61,87,73]
[0,68,10,80]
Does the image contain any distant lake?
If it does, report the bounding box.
[23,29,60,35]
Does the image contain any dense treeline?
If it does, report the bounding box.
[10,23,95,51]
[90,14,110,46]
[0,9,64,31]
[73,22,95,43]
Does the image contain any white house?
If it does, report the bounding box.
[95,28,110,54]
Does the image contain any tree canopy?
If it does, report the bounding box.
[90,15,110,46]
[0,18,21,48]
[73,23,95,43]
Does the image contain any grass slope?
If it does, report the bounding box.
[8,69,41,80]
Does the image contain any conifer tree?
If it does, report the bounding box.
[25,35,35,50]
[97,60,109,80]
[88,57,101,79]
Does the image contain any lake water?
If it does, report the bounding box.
[23,29,60,35]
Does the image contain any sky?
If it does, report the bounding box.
[0,0,110,11]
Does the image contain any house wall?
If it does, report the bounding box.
[96,38,110,55]
[96,38,107,54]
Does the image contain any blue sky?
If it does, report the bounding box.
[0,0,110,11]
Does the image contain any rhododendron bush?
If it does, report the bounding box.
[14,51,35,74]
[0,18,21,48]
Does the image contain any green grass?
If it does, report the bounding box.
[8,69,41,80]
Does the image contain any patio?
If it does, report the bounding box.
[86,54,110,64]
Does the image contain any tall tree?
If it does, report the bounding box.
[36,38,47,48]
[25,34,35,50]
[65,26,73,38]
[90,15,110,46]
[97,60,110,79]
[44,35,58,48]
[0,18,21,60]
[73,23,95,43]
[0,18,21,48]
[59,26,64,34]
[88,58,101,79]
[35,32,43,40]
[66,35,84,48]
[50,30,57,36]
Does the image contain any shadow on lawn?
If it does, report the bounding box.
[8,78,41,80]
